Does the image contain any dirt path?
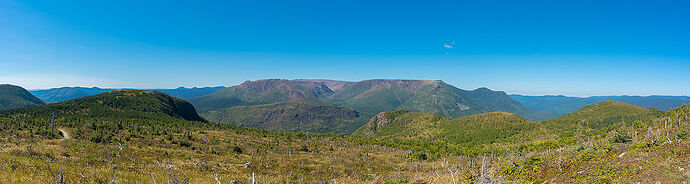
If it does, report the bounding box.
[58,128,70,140]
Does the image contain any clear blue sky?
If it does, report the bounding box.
[1,0,688,96]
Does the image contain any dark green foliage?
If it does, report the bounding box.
[202,102,365,134]
[231,145,243,153]
[0,84,44,110]
[383,110,410,120]
[3,90,206,122]
[613,132,632,143]
[413,152,428,160]
[677,131,688,139]
[298,145,309,152]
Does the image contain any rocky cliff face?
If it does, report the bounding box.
[360,112,394,137]
[291,80,336,97]
[190,79,320,112]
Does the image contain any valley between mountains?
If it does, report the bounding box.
[0,79,688,183]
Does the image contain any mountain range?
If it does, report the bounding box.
[511,94,690,119]
[190,79,542,133]
[30,86,225,103]
[1,83,688,182]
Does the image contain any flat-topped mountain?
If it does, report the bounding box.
[0,84,45,110]
[190,79,321,112]
[194,79,536,117]
[291,79,353,92]
[191,79,540,134]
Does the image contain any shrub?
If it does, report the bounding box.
[677,131,688,139]
[231,145,243,153]
[299,145,309,152]
[413,152,428,160]
[613,132,632,143]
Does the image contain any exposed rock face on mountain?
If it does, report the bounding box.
[190,79,320,112]
[192,78,542,134]
[357,112,394,137]
[0,84,45,110]
[353,110,536,149]
[291,79,353,91]
[291,80,336,97]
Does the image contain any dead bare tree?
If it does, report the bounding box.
[212,170,221,184]
[235,161,251,168]
[151,173,157,184]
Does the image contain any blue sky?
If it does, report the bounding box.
[1,0,689,96]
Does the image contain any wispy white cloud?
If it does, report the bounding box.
[443,41,456,54]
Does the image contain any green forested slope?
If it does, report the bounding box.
[0,84,44,110]
[201,102,367,134]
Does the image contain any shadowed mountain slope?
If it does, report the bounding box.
[0,84,45,110]
[202,102,365,134]
[2,90,205,122]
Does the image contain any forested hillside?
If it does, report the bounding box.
[202,102,367,134]
[0,84,44,110]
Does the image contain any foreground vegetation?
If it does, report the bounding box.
[0,90,688,183]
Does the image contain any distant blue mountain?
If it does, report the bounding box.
[151,87,226,100]
[510,95,690,120]
[31,87,114,103]
[31,86,225,103]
